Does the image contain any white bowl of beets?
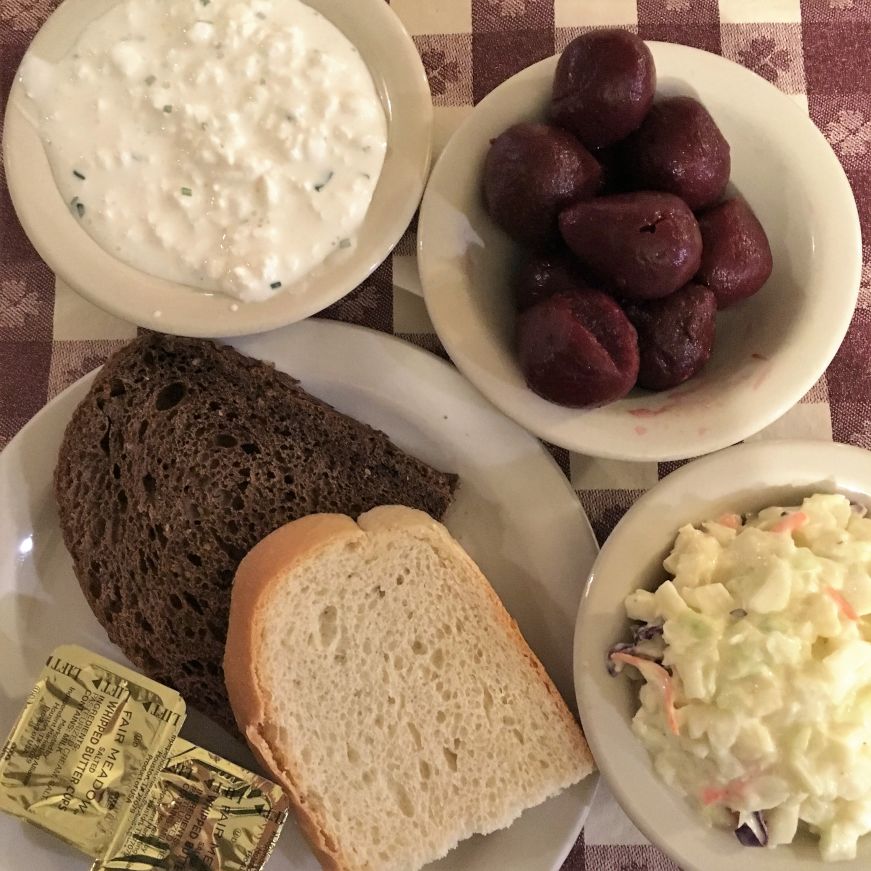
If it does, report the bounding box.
[419,31,861,461]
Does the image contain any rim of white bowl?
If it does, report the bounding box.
[3,0,432,338]
[418,43,862,462]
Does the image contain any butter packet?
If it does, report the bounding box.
[0,644,186,856]
[94,738,288,871]
[0,645,289,871]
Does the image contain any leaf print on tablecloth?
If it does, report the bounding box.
[860,246,871,305]
[487,0,528,16]
[737,37,791,85]
[63,353,107,386]
[666,0,692,11]
[324,282,382,324]
[0,279,40,328]
[826,109,871,160]
[845,415,871,450]
[1,0,54,33]
[830,0,855,9]
[419,48,460,98]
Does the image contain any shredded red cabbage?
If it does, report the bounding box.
[633,622,664,642]
[735,811,768,847]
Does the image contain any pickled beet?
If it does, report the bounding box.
[516,289,639,407]
[551,29,656,150]
[696,198,773,309]
[514,252,594,311]
[559,192,702,299]
[624,283,717,391]
[483,122,602,247]
[620,96,730,211]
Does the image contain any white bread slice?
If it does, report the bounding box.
[224,506,594,871]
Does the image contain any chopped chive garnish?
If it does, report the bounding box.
[314,171,334,192]
[163,104,173,113]
[361,172,370,179]
[338,238,351,249]
[73,170,86,180]
[181,187,192,196]
[145,74,156,86]
[70,196,85,217]
[200,0,210,5]
[255,11,266,18]
[270,281,282,289]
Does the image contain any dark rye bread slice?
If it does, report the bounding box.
[55,333,458,732]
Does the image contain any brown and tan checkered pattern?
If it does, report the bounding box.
[2,0,869,867]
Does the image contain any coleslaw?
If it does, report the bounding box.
[610,493,871,861]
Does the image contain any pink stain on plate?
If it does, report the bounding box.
[634,425,648,436]
[698,426,709,436]
[629,404,677,418]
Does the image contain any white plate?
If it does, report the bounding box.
[3,0,431,337]
[0,320,598,871]
[574,439,871,871]
[418,43,861,461]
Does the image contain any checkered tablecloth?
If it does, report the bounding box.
[2,0,869,868]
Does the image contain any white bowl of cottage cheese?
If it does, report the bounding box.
[3,0,431,336]
[574,439,871,870]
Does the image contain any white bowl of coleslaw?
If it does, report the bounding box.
[574,439,871,870]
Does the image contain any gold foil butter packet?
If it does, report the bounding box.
[0,645,290,871]
[0,644,186,857]
[94,738,289,871]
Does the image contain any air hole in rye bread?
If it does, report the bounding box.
[109,378,126,397]
[99,426,110,454]
[137,419,149,441]
[168,593,182,610]
[142,473,156,495]
[180,659,204,675]
[153,525,168,548]
[240,442,259,455]
[186,552,203,568]
[154,381,186,411]
[183,592,204,615]
[215,432,237,448]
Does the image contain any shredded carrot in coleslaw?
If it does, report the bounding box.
[610,651,680,736]
[771,511,807,534]
[824,587,859,621]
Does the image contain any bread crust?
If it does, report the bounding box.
[224,506,594,871]
[225,513,363,871]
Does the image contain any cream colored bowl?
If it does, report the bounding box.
[574,440,871,870]
[418,44,861,461]
[3,0,431,337]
